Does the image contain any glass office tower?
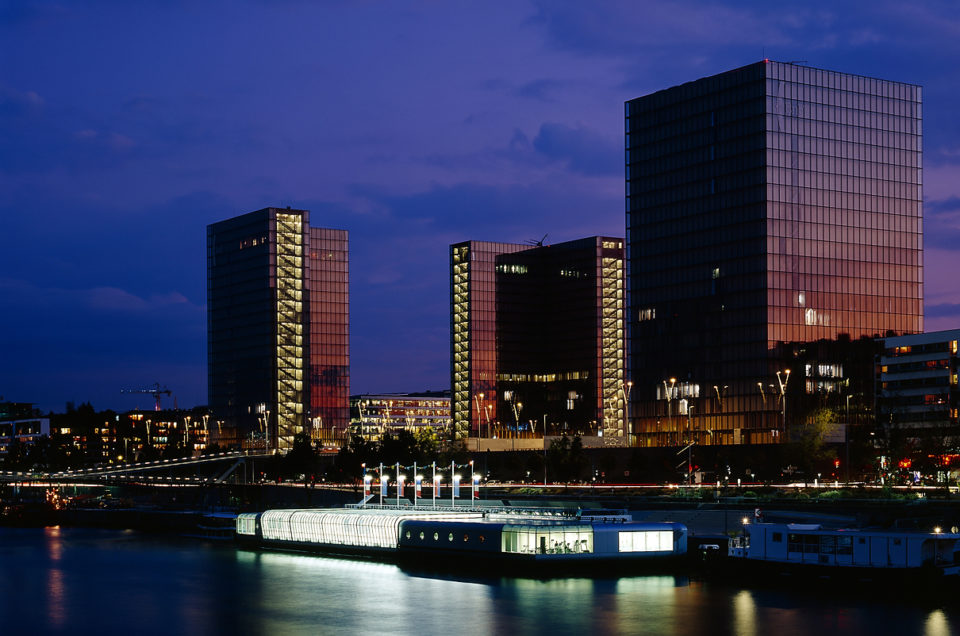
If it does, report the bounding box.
[207,208,349,450]
[450,241,530,438]
[450,237,626,443]
[626,61,922,447]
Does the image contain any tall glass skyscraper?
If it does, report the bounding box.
[451,237,626,443]
[207,208,349,450]
[626,61,922,447]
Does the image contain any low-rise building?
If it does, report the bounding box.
[877,329,960,458]
[0,402,50,456]
[350,392,451,439]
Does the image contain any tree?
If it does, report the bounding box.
[280,432,318,478]
[797,407,839,474]
[546,435,587,482]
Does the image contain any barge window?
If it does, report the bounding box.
[434,532,439,541]
[838,537,853,555]
[419,532,425,540]
[618,530,674,553]
[820,536,836,555]
[788,534,802,553]
[236,514,259,536]
[448,533,454,542]
[405,531,411,539]
[501,525,593,555]
[772,532,782,543]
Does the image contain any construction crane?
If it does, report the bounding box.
[121,383,172,411]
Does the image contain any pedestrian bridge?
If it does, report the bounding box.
[0,449,274,485]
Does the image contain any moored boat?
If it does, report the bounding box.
[728,522,960,582]
[235,505,687,574]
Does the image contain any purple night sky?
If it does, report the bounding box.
[2,1,959,413]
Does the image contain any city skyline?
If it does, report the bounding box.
[3,2,960,413]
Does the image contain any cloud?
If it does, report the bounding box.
[531,122,621,176]
[0,277,207,411]
[0,85,44,115]
[0,278,203,317]
[926,195,960,214]
[923,196,960,249]
[926,302,960,318]
[482,77,565,102]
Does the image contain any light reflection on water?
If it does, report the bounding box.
[0,527,955,636]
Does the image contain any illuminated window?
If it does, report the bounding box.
[618,530,673,553]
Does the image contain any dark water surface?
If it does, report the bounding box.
[0,527,956,635]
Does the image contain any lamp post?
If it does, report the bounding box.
[474,392,485,449]
[663,378,676,446]
[513,402,522,451]
[776,370,791,437]
[845,393,852,485]
[620,380,633,445]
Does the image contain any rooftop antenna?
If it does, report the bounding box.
[524,234,548,247]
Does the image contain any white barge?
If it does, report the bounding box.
[236,506,687,573]
[728,522,960,581]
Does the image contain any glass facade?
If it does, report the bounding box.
[626,61,922,447]
[207,208,349,450]
[450,241,530,438]
[450,238,626,442]
[309,227,350,443]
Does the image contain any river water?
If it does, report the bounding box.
[0,527,956,635]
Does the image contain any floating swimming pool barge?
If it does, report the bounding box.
[236,505,686,572]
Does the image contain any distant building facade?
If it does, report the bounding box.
[626,61,923,447]
[207,208,349,450]
[450,237,626,443]
[350,391,451,438]
[877,329,960,448]
[0,402,50,456]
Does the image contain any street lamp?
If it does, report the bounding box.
[713,385,727,443]
[620,380,633,445]
[514,402,522,451]
[713,385,728,410]
[776,370,791,436]
[474,392,485,445]
[845,393,853,485]
[663,378,676,446]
